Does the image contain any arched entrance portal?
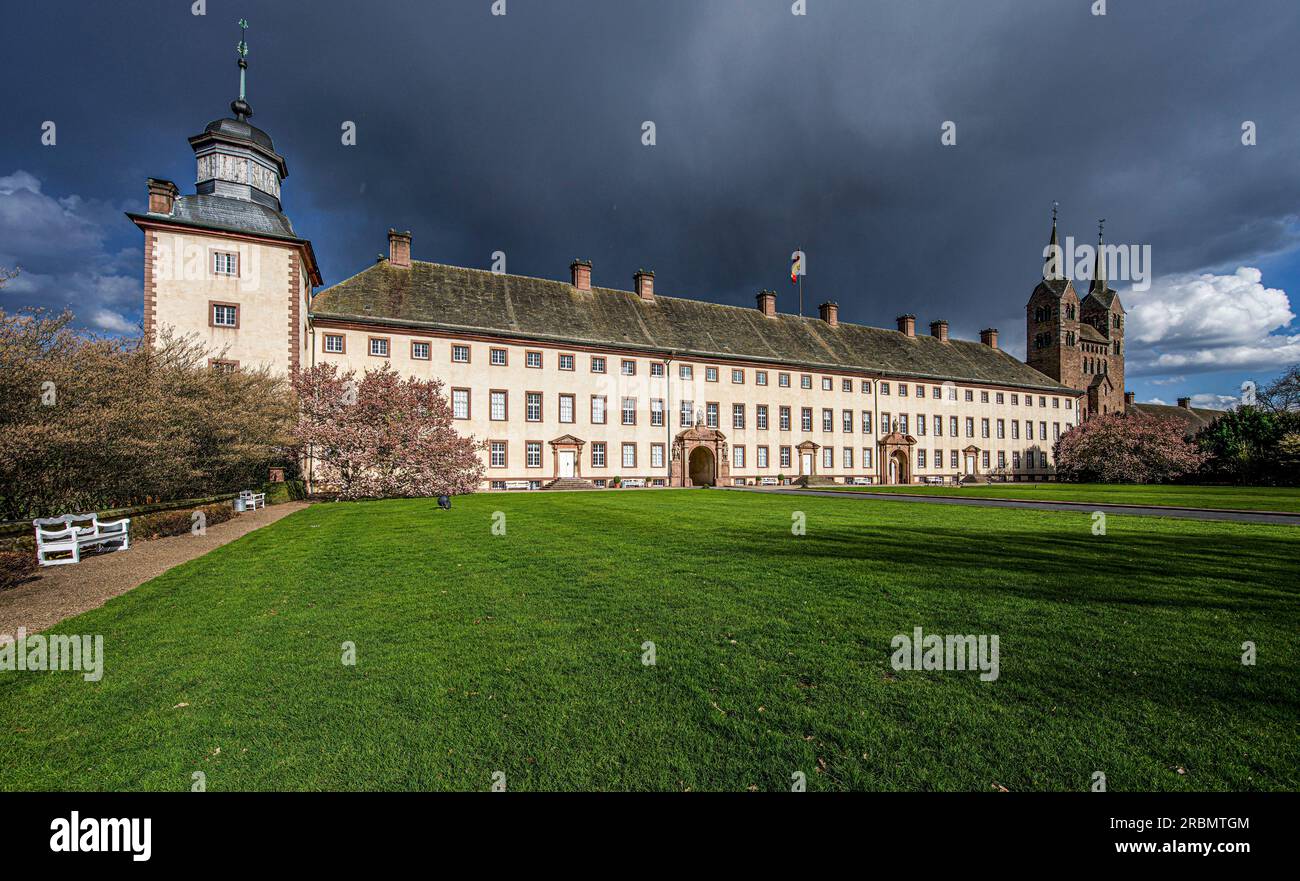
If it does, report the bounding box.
[889,449,910,485]
[688,446,716,487]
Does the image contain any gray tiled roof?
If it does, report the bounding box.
[165,194,297,238]
[1132,403,1222,433]
[311,261,1079,393]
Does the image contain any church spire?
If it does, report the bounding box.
[231,18,253,122]
[1090,218,1108,294]
[1043,201,1062,280]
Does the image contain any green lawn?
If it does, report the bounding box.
[815,482,1300,512]
[1,490,1296,791]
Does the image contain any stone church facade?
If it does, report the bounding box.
[132,79,1164,491]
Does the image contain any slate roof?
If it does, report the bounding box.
[134,194,298,239]
[311,261,1079,394]
[1080,323,1108,343]
[1131,403,1222,433]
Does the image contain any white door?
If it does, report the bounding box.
[559,451,575,478]
[801,453,813,475]
[964,454,975,475]
[888,460,897,484]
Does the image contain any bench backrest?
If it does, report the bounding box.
[34,513,98,536]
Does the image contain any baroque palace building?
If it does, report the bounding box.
[132,66,1209,492]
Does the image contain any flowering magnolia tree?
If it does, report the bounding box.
[1053,411,1206,484]
[291,362,484,499]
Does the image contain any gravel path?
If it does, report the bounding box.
[0,502,310,635]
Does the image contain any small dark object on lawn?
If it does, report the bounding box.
[437,495,452,510]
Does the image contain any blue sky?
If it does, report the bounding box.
[2,0,1298,409]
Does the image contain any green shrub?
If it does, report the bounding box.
[132,502,234,540]
[261,479,306,505]
[0,549,37,590]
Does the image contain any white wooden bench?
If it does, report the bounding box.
[239,490,266,510]
[503,480,531,490]
[621,478,646,488]
[849,476,873,486]
[923,476,946,485]
[33,513,131,567]
[759,477,779,486]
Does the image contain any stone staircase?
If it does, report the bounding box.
[543,477,598,491]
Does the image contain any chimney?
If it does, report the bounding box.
[897,314,916,337]
[147,178,178,215]
[1177,397,1191,409]
[1124,391,1135,408]
[818,302,839,327]
[634,269,655,302]
[388,229,412,268]
[929,319,949,342]
[570,259,592,291]
[756,290,777,318]
[980,328,999,349]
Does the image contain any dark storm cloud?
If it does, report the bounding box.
[3,0,1298,369]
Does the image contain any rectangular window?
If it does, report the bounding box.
[591,396,607,424]
[933,415,942,436]
[842,409,853,433]
[1013,451,1021,469]
[842,379,853,393]
[863,410,873,434]
[409,340,430,360]
[881,412,891,434]
[1025,420,1033,440]
[982,450,991,469]
[843,447,853,469]
[780,406,791,431]
[732,368,744,384]
[1011,393,1019,405]
[558,353,575,371]
[822,409,833,432]
[369,336,390,357]
[650,362,665,378]
[706,402,719,429]
[650,398,665,427]
[323,333,345,354]
[898,414,909,434]
[1053,422,1061,440]
[651,443,665,469]
[756,404,769,430]
[622,443,636,469]
[526,442,542,468]
[881,382,891,395]
[933,449,942,468]
[732,403,745,430]
[780,446,792,468]
[212,251,239,276]
[932,386,942,399]
[996,393,1005,405]
[757,446,769,468]
[947,386,957,401]
[950,450,959,469]
[802,408,813,432]
[1040,421,1048,441]
[981,418,990,438]
[949,415,958,436]
[559,394,574,423]
[1012,421,1020,440]
[965,389,974,402]
[490,441,507,468]
[822,447,834,469]
[452,388,470,420]
[622,359,636,376]
[733,445,745,469]
[526,392,542,422]
[706,366,719,382]
[526,350,543,369]
[998,451,1007,469]
[591,356,606,373]
[965,417,975,438]
[681,400,694,427]
[592,442,606,468]
[918,449,927,469]
[862,447,873,468]
[779,372,791,388]
[997,419,1005,439]
[821,377,833,391]
[452,344,470,363]
[489,390,507,421]
[211,303,239,328]
[916,414,926,436]
[490,348,508,366]
[899,383,909,397]
[801,374,812,389]
[622,397,637,426]
[980,391,989,403]
[680,364,693,380]
[1039,397,1047,408]
[756,371,768,386]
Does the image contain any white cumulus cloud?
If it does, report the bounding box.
[1124,267,1299,374]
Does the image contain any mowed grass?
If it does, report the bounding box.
[818,482,1300,512]
[1,490,1296,792]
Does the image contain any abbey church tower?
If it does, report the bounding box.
[1024,210,1127,418]
[128,20,321,373]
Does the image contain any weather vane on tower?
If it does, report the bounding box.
[232,18,252,121]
